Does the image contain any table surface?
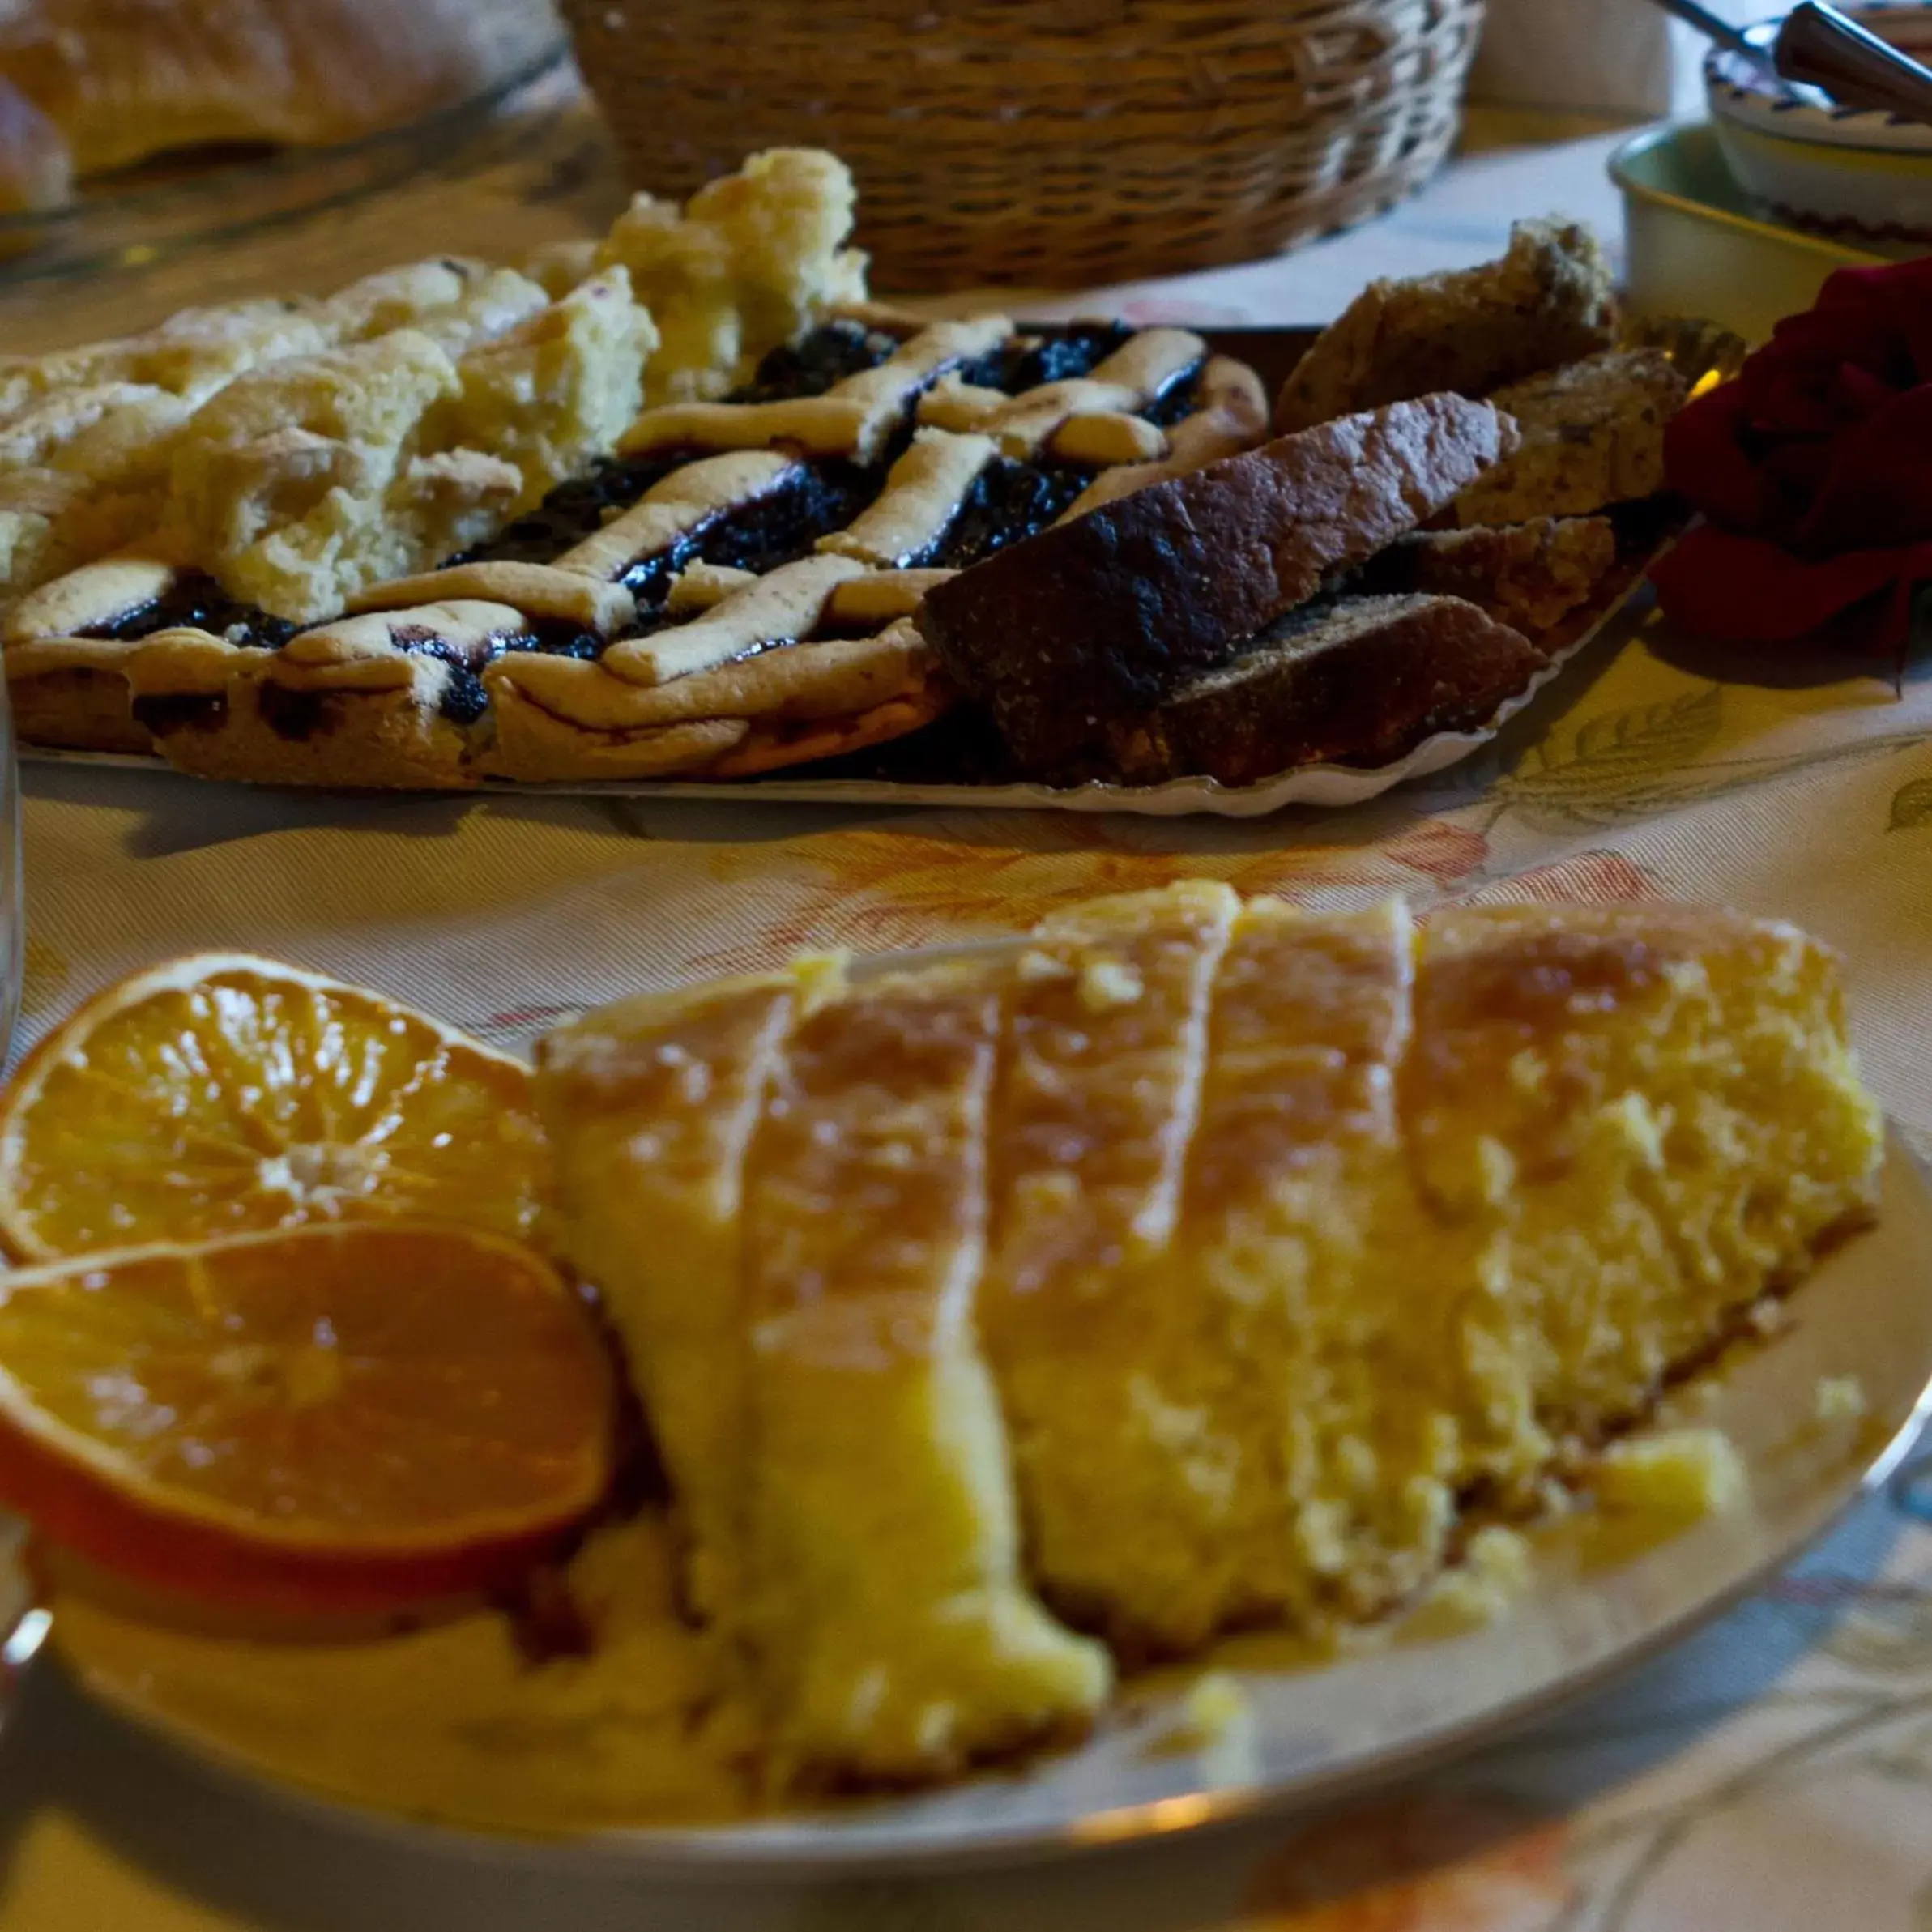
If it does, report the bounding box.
[4,99,1932,1932]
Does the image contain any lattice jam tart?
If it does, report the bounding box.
[4,304,1268,787]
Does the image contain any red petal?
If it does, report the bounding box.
[1795,384,1932,553]
[1663,382,1765,525]
[1649,527,1932,643]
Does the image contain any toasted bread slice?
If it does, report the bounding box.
[1365,516,1619,635]
[1274,219,1619,434]
[1098,592,1548,788]
[919,395,1521,778]
[1452,349,1689,529]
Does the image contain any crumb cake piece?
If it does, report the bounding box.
[1407,905,1884,1461]
[157,330,463,622]
[1274,219,1619,434]
[0,384,192,599]
[0,296,330,424]
[537,970,804,1621]
[536,889,1885,1781]
[147,278,659,625]
[1364,516,1618,634]
[318,258,551,356]
[919,395,1522,778]
[979,884,1239,1644]
[428,269,656,511]
[740,959,1109,1782]
[539,955,1107,1786]
[598,147,868,405]
[1451,350,1691,529]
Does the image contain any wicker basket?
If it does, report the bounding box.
[562,0,1488,292]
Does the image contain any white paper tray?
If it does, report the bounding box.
[22,576,1653,817]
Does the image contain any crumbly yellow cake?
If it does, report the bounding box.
[1406,903,1883,1456]
[538,956,1110,1788]
[539,889,1883,1782]
[538,969,802,1624]
[979,882,1240,1650]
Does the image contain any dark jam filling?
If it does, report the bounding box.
[619,459,881,612]
[446,452,690,570]
[917,458,1093,570]
[80,569,296,648]
[729,319,898,403]
[1143,356,1207,429]
[956,321,1134,393]
[451,323,902,578]
[129,690,229,736]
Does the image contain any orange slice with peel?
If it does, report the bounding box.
[0,954,546,1264]
[0,1222,615,1614]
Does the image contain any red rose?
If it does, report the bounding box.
[1649,254,1932,651]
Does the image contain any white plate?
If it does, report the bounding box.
[41,1130,1932,1875]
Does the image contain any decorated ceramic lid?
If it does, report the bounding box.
[1708,6,1932,153]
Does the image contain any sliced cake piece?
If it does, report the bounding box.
[1273,218,1619,433]
[1406,905,1885,1468]
[535,967,804,1619]
[740,958,1110,1784]
[979,882,1239,1646]
[537,889,1886,1783]
[919,395,1522,778]
[1099,593,1549,789]
[1000,898,1461,1655]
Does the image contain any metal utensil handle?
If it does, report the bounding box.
[1776,0,1932,122]
[1644,0,1769,62]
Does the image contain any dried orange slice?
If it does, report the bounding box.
[0,1223,614,1612]
[0,954,545,1264]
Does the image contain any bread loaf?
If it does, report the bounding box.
[1450,349,1689,528]
[919,394,1522,778]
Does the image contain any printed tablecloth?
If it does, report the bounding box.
[2,95,1930,1932]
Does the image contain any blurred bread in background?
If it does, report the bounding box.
[0,0,561,214]
[0,75,69,216]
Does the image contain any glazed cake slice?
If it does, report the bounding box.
[998,898,1452,1656]
[539,889,1884,1785]
[978,882,1239,1647]
[740,958,1110,1782]
[1406,904,1885,1472]
[541,953,1107,1784]
[535,967,804,1619]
